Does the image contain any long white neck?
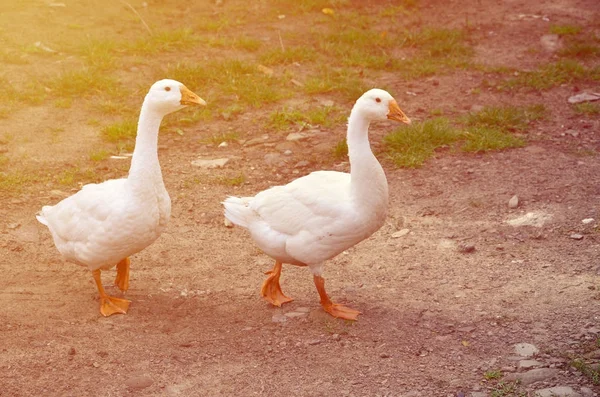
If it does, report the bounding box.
[347,108,389,208]
[127,101,165,191]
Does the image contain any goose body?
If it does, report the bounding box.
[224,89,410,320]
[37,79,205,316]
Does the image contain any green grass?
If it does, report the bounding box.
[573,102,600,115]
[404,28,472,58]
[503,59,593,90]
[47,69,119,98]
[559,40,600,58]
[304,67,367,100]
[127,28,198,55]
[207,36,262,52]
[463,105,545,132]
[484,370,502,380]
[102,120,137,143]
[80,39,117,70]
[54,98,73,109]
[278,0,350,13]
[56,167,99,187]
[332,139,348,160]
[0,171,36,192]
[461,126,525,153]
[490,382,526,397]
[200,131,240,145]
[167,60,289,109]
[384,118,463,168]
[89,149,110,161]
[269,106,344,131]
[196,16,232,32]
[259,47,318,66]
[0,77,45,106]
[571,358,600,385]
[216,173,245,186]
[550,24,582,35]
[384,105,542,167]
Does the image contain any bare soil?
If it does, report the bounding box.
[1,0,599,396]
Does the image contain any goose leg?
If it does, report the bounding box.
[260,261,293,307]
[313,275,360,321]
[93,269,130,316]
[114,257,130,292]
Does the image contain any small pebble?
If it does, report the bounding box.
[508,195,519,209]
[458,243,476,253]
[570,233,584,240]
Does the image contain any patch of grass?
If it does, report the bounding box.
[503,59,590,90]
[0,155,8,169]
[89,149,110,161]
[56,167,99,187]
[167,60,289,108]
[571,358,600,385]
[490,381,526,397]
[80,39,117,70]
[216,173,245,186]
[390,28,475,78]
[461,126,525,153]
[280,0,350,13]
[484,370,502,380]
[332,138,348,160]
[550,24,582,35]
[196,17,231,32]
[269,106,343,131]
[559,40,600,58]
[304,67,367,100]
[200,131,240,145]
[384,118,463,168]
[54,98,73,109]
[259,46,318,66]
[127,28,198,55]
[207,36,262,52]
[463,105,546,132]
[102,120,137,143]
[573,102,600,115]
[0,171,36,192]
[316,28,397,70]
[404,28,473,58]
[0,77,45,106]
[379,2,416,17]
[0,49,29,65]
[48,69,119,98]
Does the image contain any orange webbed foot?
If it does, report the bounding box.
[260,261,293,307]
[322,302,361,321]
[313,274,360,321]
[99,296,131,317]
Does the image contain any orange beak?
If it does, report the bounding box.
[179,85,206,106]
[387,100,411,124]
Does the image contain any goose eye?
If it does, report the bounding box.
[165,87,171,92]
[375,97,381,103]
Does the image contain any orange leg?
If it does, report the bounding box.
[114,257,130,292]
[313,275,360,321]
[93,269,130,317]
[260,261,293,307]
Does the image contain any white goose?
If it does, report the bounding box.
[36,79,205,316]
[223,89,410,320]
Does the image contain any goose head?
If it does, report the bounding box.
[144,79,206,116]
[355,88,411,124]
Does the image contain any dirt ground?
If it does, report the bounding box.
[1,0,599,396]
